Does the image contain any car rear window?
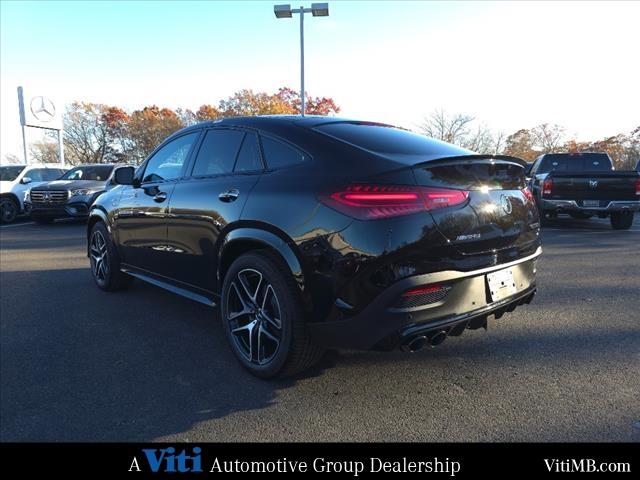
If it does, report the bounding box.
[538,153,613,173]
[314,122,471,163]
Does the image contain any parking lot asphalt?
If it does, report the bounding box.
[1,216,639,442]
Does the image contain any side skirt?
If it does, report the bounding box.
[121,267,218,308]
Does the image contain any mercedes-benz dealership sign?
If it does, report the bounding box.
[18,86,62,130]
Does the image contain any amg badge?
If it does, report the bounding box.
[456,233,481,241]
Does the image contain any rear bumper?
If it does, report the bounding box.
[540,199,640,212]
[307,247,542,350]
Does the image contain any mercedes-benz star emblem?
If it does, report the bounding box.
[500,194,512,215]
[30,96,56,122]
[589,180,598,188]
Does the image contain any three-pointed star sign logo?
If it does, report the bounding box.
[30,96,56,122]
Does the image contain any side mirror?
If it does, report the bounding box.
[114,166,135,185]
[20,177,32,184]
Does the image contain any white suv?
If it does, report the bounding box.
[0,164,70,223]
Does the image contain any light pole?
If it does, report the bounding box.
[274,3,329,116]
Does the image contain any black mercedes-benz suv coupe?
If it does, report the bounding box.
[88,116,542,378]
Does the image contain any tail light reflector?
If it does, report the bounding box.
[521,186,534,202]
[393,283,452,309]
[321,184,469,220]
[635,177,640,196]
[402,284,445,297]
[542,177,553,197]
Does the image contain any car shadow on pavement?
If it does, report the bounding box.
[0,268,330,442]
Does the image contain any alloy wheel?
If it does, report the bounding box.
[226,268,282,365]
[90,230,109,283]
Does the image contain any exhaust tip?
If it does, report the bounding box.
[428,330,448,347]
[401,335,428,352]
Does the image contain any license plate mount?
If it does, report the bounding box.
[486,267,517,302]
[582,200,599,207]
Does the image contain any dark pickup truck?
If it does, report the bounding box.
[527,152,640,230]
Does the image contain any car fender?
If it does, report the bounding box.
[218,227,310,310]
[86,207,110,254]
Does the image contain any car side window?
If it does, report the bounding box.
[192,129,245,177]
[260,135,307,169]
[234,133,263,173]
[142,132,199,183]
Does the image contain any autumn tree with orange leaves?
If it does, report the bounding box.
[38,95,636,170]
[127,106,184,163]
[48,87,341,164]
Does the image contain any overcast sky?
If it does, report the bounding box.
[1,0,639,161]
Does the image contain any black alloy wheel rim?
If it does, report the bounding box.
[90,230,109,284]
[226,268,282,365]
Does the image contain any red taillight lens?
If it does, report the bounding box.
[402,284,445,297]
[542,177,553,197]
[521,186,534,202]
[635,177,640,196]
[421,188,469,210]
[394,283,452,309]
[322,184,469,220]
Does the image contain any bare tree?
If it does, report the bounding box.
[63,102,111,165]
[419,109,475,144]
[462,124,497,154]
[531,123,565,153]
[30,139,59,163]
[419,109,505,155]
[492,131,507,155]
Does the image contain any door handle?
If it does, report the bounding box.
[153,192,167,203]
[218,188,240,203]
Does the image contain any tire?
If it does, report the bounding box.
[32,215,55,224]
[610,211,634,230]
[89,222,132,291]
[0,196,19,224]
[221,250,325,379]
[569,212,593,220]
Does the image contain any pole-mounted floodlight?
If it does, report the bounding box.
[274,4,292,18]
[311,3,329,17]
[274,3,329,116]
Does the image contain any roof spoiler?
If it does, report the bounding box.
[412,154,527,168]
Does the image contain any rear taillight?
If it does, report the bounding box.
[422,187,469,210]
[635,177,640,196]
[521,186,534,202]
[321,184,469,220]
[542,177,553,197]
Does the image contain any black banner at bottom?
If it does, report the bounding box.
[0,443,635,476]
